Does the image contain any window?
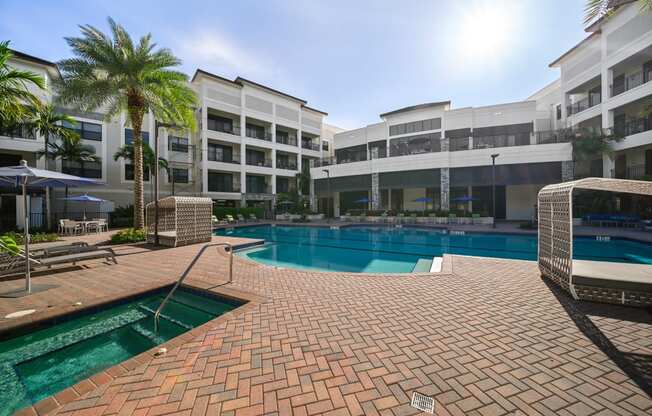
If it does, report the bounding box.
[168,136,188,152]
[125,164,150,181]
[171,168,189,183]
[207,115,235,134]
[389,133,441,156]
[556,104,562,120]
[125,129,149,145]
[389,118,441,136]
[63,121,102,141]
[208,172,234,192]
[62,159,102,178]
[207,143,234,162]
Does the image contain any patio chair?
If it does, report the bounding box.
[95,218,108,232]
[237,214,247,223]
[225,214,236,224]
[448,213,458,225]
[471,213,481,225]
[62,219,82,235]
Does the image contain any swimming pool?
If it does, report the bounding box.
[217,225,652,273]
[0,287,241,416]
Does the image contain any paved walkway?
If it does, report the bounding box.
[0,236,650,416]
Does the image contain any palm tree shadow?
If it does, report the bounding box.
[543,278,652,397]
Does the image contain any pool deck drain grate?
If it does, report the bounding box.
[411,392,435,414]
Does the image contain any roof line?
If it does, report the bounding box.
[9,49,57,68]
[302,105,328,116]
[548,31,601,67]
[191,69,238,85]
[234,77,307,104]
[379,101,451,118]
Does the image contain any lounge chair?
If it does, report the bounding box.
[36,246,118,268]
[448,213,458,225]
[249,213,258,222]
[0,244,117,276]
[237,214,247,223]
[225,214,236,224]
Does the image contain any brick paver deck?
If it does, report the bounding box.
[0,236,650,416]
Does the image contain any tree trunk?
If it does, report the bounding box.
[44,132,52,231]
[128,98,146,230]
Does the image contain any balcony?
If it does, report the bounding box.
[301,141,320,151]
[611,164,648,180]
[207,118,240,136]
[277,135,297,146]
[246,158,273,168]
[208,153,240,164]
[567,93,601,116]
[472,133,530,149]
[246,185,273,195]
[245,127,272,142]
[611,68,652,97]
[276,159,298,170]
[312,157,336,167]
[208,184,241,193]
[614,116,652,137]
[534,130,573,144]
[322,143,329,151]
[0,124,36,140]
[449,137,470,151]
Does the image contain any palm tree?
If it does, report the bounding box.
[113,144,170,202]
[585,0,652,24]
[39,135,101,216]
[54,18,196,229]
[31,104,79,229]
[0,40,45,126]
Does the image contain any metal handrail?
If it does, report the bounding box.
[154,242,233,331]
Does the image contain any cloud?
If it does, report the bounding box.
[173,30,269,79]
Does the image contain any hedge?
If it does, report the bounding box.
[213,207,265,220]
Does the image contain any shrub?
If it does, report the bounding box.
[0,235,20,255]
[213,207,265,220]
[111,204,134,228]
[1,231,59,244]
[110,228,146,244]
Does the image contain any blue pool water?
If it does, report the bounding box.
[217,225,652,273]
[0,288,241,416]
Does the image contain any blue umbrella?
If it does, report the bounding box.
[354,197,369,204]
[413,197,433,211]
[452,196,478,202]
[60,194,107,221]
[0,160,102,294]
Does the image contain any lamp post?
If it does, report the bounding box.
[154,121,181,245]
[322,169,330,223]
[491,153,499,229]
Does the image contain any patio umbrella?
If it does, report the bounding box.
[354,197,369,204]
[413,197,433,212]
[0,160,102,295]
[451,196,478,202]
[60,194,106,221]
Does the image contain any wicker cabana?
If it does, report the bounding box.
[538,177,652,307]
[145,196,213,247]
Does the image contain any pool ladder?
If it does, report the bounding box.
[154,242,233,332]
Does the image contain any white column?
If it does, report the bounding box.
[201,93,208,195]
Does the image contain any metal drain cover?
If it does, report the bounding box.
[411,392,435,414]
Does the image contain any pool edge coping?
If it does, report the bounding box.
[10,282,265,416]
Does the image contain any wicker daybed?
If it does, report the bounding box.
[145,196,213,247]
[537,178,652,307]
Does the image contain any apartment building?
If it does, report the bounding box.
[310,1,652,221]
[0,55,328,228]
[192,70,327,212]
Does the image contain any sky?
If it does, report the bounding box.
[0,0,588,129]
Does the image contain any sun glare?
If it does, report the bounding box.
[456,2,520,64]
